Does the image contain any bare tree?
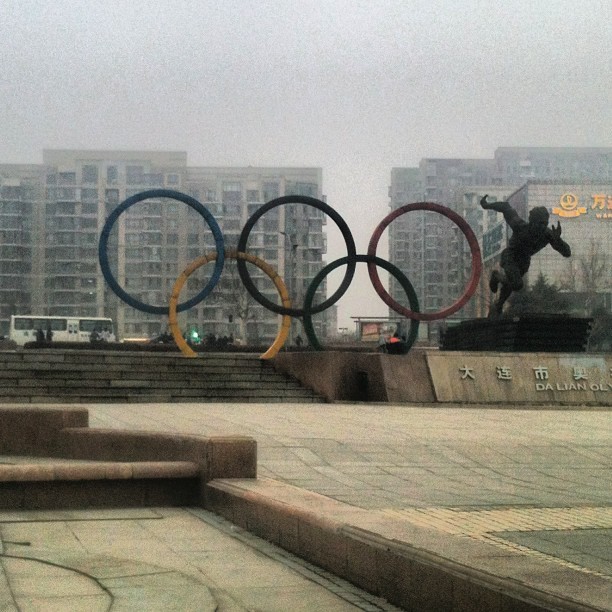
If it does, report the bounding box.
[579,238,609,295]
[559,258,578,292]
[558,239,610,316]
[218,259,258,344]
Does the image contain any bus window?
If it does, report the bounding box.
[14,318,33,330]
[32,318,67,331]
[79,319,113,333]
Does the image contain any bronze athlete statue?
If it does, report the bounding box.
[480,195,571,317]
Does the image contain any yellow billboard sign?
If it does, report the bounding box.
[552,193,586,218]
[552,193,611,220]
[591,194,612,219]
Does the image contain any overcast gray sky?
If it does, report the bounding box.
[1,0,611,327]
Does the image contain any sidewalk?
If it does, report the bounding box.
[1,402,610,610]
[0,505,395,611]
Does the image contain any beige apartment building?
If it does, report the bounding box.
[0,150,329,343]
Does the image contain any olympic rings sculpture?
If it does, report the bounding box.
[99,189,482,357]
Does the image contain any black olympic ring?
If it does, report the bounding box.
[302,255,420,351]
[98,189,225,314]
[236,195,357,317]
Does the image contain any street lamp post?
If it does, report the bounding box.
[280,229,299,344]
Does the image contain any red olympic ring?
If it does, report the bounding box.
[367,202,482,321]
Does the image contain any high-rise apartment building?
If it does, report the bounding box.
[0,150,328,342]
[389,147,612,333]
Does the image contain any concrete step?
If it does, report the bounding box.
[0,460,200,510]
[2,374,307,387]
[0,349,324,403]
[6,369,296,381]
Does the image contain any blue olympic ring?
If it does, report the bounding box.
[98,189,225,314]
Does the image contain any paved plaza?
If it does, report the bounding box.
[1,402,610,610]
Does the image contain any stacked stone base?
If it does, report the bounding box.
[440,315,592,352]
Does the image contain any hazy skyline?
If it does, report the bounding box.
[1,0,611,327]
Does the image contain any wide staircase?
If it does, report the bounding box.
[0,349,324,403]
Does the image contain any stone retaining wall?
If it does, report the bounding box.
[273,350,612,405]
[206,478,608,612]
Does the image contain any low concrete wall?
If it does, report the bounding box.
[273,352,386,401]
[57,428,257,480]
[273,350,435,402]
[273,350,612,405]
[0,464,199,509]
[0,406,257,509]
[428,352,612,405]
[378,350,436,403]
[206,478,608,612]
[0,406,89,456]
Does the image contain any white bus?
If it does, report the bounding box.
[9,315,116,346]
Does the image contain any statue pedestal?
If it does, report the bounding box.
[440,315,593,352]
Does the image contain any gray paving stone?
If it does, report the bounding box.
[0,507,371,611]
[3,401,611,610]
[499,529,612,575]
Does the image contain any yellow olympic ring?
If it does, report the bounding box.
[168,248,291,360]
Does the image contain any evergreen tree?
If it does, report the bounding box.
[588,307,612,351]
[507,273,569,316]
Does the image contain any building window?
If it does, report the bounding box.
[287,182,316,197]
[81,202,97,215]
[80,218,98,229]
[80,232,97,245]
[106,166,118,183]
[82,165,99,184]
[263,182,279,201]
[81,188,98,201]
[58,172,76,185]
[264,234,278,246]
[125,218,143,230]
[126,233,142,245]
[126,165,144,185]
[222,182,242,203]
[263,219,278,232]
[105,189,119,204]
[224,219,241,231]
